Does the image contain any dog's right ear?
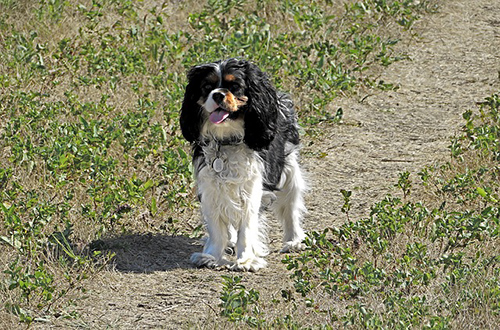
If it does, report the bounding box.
[180,66,208,143]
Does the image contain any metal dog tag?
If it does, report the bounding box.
[213,158,224,172]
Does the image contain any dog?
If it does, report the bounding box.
[180,58,307,271]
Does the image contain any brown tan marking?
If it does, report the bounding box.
[224,74,236,82]
[223,92,248,112]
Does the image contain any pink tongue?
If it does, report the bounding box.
[209,110,230,124]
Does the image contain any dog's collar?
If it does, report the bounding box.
[197,136,243,174]
[196,136,243,147]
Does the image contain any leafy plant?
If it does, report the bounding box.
[219,275,262,327]
[0,0,440,326]
[396,171,412,199]
[280,94,500,328]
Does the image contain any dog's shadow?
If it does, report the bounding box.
[90,234,201,273]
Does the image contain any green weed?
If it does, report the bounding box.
[219,275,263,327]
[0,0,437,326]
[213,94,500,328]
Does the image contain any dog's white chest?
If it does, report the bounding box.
[195,141,264,227]
[201,143,258,181]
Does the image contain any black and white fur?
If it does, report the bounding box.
[180,58,306,271]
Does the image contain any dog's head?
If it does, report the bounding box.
[180,58,279,150]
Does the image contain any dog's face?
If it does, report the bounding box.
[181,59,279,150]
[185,60,250,140]
[196,64,249,125]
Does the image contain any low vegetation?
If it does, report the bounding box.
[3,0,496,328]
[218,94,500,328]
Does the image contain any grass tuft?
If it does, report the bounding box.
[0,0,451,326]
[218,94,500,328]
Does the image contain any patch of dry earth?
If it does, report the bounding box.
[48,0,499,328]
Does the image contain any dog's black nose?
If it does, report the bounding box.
[212,92,225,105]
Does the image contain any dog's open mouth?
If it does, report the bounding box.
[209,108,230,124]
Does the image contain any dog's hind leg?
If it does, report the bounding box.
[225,225,237,255]
[272,150,307,252]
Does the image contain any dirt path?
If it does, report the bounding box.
[306,0,500,225]
[63,0,499,328]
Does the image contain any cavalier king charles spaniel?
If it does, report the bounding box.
[180,58,306,271]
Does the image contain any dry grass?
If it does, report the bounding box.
[5,0,497,328]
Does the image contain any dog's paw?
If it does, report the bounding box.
[190,252,220,269]
[280,240,306,253]
[230,256,267,272]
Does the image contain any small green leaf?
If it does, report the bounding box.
[477,187,487,198]
[143,179,154,190]
[150,196,157,215]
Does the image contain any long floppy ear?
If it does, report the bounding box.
[180,66,208,143]
[243,61,278,150]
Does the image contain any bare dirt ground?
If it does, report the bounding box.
[52,0,500,328]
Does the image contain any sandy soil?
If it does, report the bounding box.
[53,0,499,328]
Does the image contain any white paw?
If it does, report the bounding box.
[230,256,267,272]
[281,240,306,253]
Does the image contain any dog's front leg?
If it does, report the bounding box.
[190,211,230,269]
[232,180,268,272]
[234,220,267,272]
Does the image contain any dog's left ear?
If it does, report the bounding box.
[243,61,279,150]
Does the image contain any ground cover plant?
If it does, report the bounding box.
[0,0,475,327]
[217,95,500,328]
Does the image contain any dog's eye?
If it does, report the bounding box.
[229,83,242,93]
[202,84,213,93]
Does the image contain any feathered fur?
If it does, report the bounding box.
[180,58,306,271]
